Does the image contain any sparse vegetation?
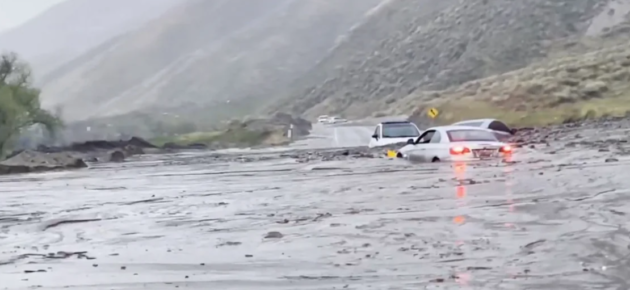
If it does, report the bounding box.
[405,39,630,127]
[0,52,63,158]
[149,113,311,148]
[150,127,284,148]
[271,0,613,119]
[149,131,222,147]
[54,111,203,144]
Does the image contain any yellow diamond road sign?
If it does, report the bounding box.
[427,108,439,119]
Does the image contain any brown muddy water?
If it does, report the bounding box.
[1,126,630,290]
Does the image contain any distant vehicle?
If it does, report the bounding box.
[317,115,329,123]
[396,125,513,162]
[368,121,422,148]
[327,116,347,124]
[451,118,516,142]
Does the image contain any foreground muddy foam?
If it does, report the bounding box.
[1,136,630,289]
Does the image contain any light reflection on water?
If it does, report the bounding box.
[452,161,470,286]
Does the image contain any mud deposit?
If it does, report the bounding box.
[2,121,630,289]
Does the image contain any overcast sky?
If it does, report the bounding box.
[0,0,67,32]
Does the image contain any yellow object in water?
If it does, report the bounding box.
[386,150,397,158]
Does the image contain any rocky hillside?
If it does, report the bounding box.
[404,24,630,127]
[270,0,625,119]
[0,0,180,77]
[39,0,383,121]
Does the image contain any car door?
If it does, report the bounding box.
[405,130,436,160]
[377,125,391,146]
[423,130,444,159]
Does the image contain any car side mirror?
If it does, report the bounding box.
[372,134,378,139]
[406,138,414,145]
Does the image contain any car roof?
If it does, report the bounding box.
[380,121,414,125]
[425,125,494,131]
[452,118,497,124]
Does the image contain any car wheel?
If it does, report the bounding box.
[431,157,440,162]
[396,152,403,158]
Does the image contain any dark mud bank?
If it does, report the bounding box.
[0,137,208,175]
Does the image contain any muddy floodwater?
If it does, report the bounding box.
[2,123,630,289]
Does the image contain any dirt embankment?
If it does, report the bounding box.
[0,137,160,175]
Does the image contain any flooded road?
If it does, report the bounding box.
[2,122,630,289]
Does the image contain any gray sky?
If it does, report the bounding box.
[0,0,67,32]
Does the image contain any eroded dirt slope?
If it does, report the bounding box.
[40,0,383,121]
[272,0,617,119]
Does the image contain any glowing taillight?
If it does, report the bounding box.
[449,146,471,155]
[499,145,512,153]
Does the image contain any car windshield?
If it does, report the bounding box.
[382,123,419,138]
[446,129,498,142]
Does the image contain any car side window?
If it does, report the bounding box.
[416,130,435,144]
[429,131,441,143]
[488,121,511,133]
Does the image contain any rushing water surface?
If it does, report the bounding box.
[1,130,630,289]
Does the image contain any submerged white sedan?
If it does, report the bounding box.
[396,125,513,162]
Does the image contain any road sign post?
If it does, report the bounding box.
[427,108,439,119]
[288,124,294,139]
[427,108,439,126]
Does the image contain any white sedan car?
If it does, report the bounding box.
[396,125,513,162]
[451,118,516,142]
[327,116,347,124]
[317,115,329,123]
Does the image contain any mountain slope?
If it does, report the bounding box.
[0,0,181,77]
[39,0,384,121]
[269,0,617,119]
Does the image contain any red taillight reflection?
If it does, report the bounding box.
[456,185,466,199]
[453,162,466,175]
[499,145,512,154]
[450,146,471,155]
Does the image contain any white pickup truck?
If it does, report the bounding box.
[368,121,421,148]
